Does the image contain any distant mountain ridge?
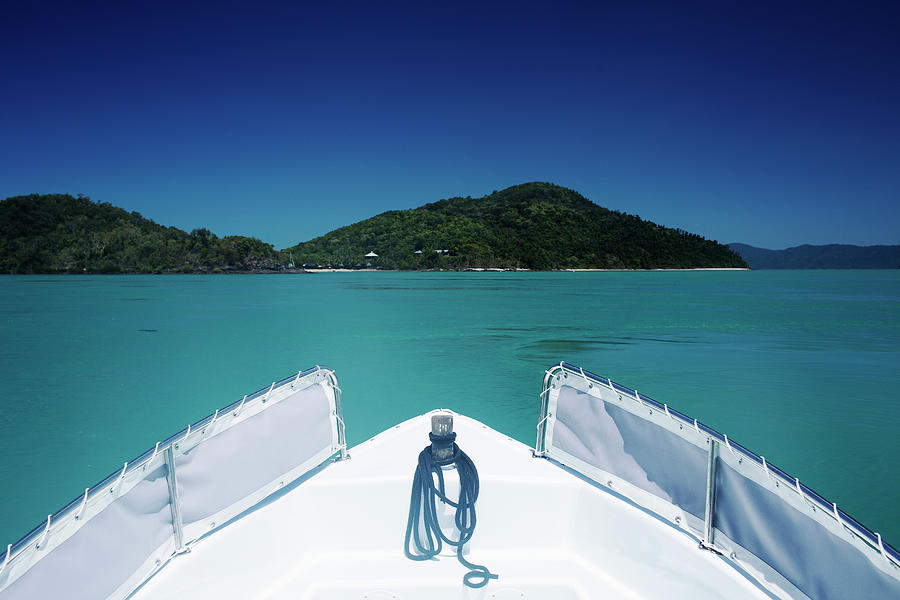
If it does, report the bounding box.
[287,182,746,270]
[729,243,900,269]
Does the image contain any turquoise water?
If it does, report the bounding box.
[1,271,898,547]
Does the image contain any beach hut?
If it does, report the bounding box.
[365,251,379,258]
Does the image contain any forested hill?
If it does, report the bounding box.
[0,194,278,273]
[1,184,746,273]
[287,183,747,270]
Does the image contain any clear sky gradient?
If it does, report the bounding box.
[2,1,898,249]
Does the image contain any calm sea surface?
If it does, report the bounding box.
[1,271,898,546]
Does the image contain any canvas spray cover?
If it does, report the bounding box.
[540,364,900,600]
[0,368,344,600]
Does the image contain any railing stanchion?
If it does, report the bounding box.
[165,446,186,554]
[324,369,348,460]
[702,438,719,551]
[534,365,559,456]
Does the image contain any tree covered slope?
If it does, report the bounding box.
[0,194,278,273]
[1,184,747,273]
[287,182,746,270]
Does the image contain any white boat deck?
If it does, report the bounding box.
[129,412,771,600]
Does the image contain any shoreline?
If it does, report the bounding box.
[3,266,752,275]
[299,267,751,273]
[561,267,750,272]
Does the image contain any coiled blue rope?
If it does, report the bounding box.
[404,432,498,588]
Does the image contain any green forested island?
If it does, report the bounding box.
[0,194,279,273]
[1,183,746,273]
[287,183,746,270]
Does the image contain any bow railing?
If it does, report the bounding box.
[0,366,347,600]
[536,362,900,600]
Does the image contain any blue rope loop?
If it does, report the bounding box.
[404,437,498,588]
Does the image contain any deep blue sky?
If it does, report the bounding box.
[2,1,898,249]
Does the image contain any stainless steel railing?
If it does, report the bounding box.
[0,366,347,600]
[535,361,900,600]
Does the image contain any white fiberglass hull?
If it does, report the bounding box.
[2,365,897,600]
[129,412,770,600]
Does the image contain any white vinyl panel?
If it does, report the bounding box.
[0,467,174,600]
[175,382,335,540]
